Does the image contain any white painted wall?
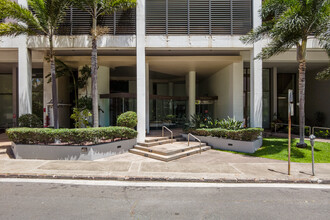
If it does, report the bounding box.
[200,62,244,121]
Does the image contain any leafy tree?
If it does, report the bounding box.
[72,0,136,127]
[241,0,330,147]
[0,0,72,129]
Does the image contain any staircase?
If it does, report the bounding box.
[129,136,211,162]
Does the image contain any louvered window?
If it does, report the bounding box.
[56,7,136,35]
[115,9,136,35]
[56,8,72,35]
[146,0,252,35]
[232,0,251,34]
[168,0,188,34]
[71,8,92,35]
[189,0,210,34]
[211,0,231,34]
[146,0,166,34]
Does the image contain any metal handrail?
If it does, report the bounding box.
[312,126,330,135]
[187,133,202,154]
[274,123,311,135]
[162,126,173,143]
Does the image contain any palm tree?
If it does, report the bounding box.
[0,0,72,129]
[241,0,330,147]
[72,0,136,127]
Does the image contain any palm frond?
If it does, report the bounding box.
[316,66,330,80]
[0,0,44,32]
[103,0,136,15]
[28,0,48,30]
[0,22,37,36]
[44,0,72,32]
[257,38,296,59]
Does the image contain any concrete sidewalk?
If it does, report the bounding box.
[0,149,329,184]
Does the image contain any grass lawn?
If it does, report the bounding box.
[217,138,330,163]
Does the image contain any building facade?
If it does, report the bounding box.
[0,0,329,142]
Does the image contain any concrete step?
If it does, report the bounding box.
[145,137,169,143]
[138,139,174,147]
[129,146,211,162]
[134,142,207,156]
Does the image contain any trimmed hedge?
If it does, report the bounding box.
[6,127,137,145]
[117,111,137,128]
[185,128,263,141]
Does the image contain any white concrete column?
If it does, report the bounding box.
[168,82,174,115]
[98,66,110,127]
[18,44,32,116]
[146,62,150,134]
[188,71,196,120]
[250,0,263,128]
[136,0,146,142]
[272,67,278,117]
[232,61,244,121]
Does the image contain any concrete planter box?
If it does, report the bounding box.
[182,134,262,154]
[12,138,137,161]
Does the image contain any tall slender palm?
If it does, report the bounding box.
[72,0,136,127]
[0,0,72,129]
[241,0,330,147]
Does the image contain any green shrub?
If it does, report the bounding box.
[70,108,92,128]
[187,128,263,141]
[6,127,137,145]
[315,129,330,139]
[18,114,43,128]
[117,111,137,128]
[218,117,243,130]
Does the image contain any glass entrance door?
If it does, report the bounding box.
[277,73,296,123]
[0,74,13,128]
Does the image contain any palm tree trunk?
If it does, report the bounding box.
[49,36,59,129]
[91,14,99,127]
[297,39,307,147]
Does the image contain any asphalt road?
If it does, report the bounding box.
[0,180,329,220]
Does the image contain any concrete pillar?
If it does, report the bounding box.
[168,82,174,115]
[188,71,196,120]
[232,61,244,121]
[136,0,146,142]
[272,67,278,118]
[98,66,110,127]
[146,62,150,134]
[250,0,263,128]
[17,1,31,116]
[18,45,32,116]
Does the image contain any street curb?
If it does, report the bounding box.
[0,173,329,184]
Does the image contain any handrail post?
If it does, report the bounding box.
[187,133,202,154]
[162,126,173,143]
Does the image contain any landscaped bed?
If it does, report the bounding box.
[183,128,264,153]
[216,138,330,163]
[6,127,137,160]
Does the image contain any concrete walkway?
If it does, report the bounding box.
[1,132,329,183]
[0,149,329,183]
